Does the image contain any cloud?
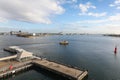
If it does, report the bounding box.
[78,13,120,24]
[109,0,120,9]
[0,17,7,22]
[108,13,120,21]
[88,12,107,17]
[79,2,96,13]
[62,13,120,34]
[76,20,107,24]
[109,4,115,7]
[79,2,106,17]
[62,22,120,34]
[58,0,77,4]
[72,0,77,3]
[79,12,107,17]
[0,0,65,24]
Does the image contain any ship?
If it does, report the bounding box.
[59,41,69,45]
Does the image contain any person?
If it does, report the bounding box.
[9,65,13,70]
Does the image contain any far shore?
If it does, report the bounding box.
[103,34,120,37]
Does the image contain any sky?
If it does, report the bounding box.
[0,0,120,34]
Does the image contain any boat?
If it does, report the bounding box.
[59,41,69,45]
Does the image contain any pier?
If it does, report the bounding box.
[33,59,88,80]
[0,55,17,61]
[0,60,32,78]
[0,46,88,80]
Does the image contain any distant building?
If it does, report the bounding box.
[10,31,20,35]
[0,32,10,35]
[32,33,36,36]
[10,30,28,35]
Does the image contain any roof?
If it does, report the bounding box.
[9,46,33,59]
[17,50,33,59]
[9,46,24,52]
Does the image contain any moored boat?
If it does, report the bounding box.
[59,41,69,45]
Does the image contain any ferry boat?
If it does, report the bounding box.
[59,41,69,45]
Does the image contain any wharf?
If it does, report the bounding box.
[0,55,17,61]
[34,59,88,80]
[0,58,88,80]
[0,60,32,78]
[0,46,88,80]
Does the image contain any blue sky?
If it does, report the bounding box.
[0,0,120,34]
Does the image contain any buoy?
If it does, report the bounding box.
[114,46,117,54]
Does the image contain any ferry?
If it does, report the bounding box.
[59,41,69,45]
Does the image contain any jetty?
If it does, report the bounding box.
[0,46,88,80]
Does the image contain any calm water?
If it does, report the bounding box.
[0,35,120,80]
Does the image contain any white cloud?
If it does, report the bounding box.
[109,4,115,7]
[0,0,65,24]
[78,13,120,24]
[58,0,77,4]
[79,2,96,13]
[115,0,120,4]
[88,12,107,17]
[62,23,110,34]
[109,0,120,9]
[72,0,77,3]
[108,13,120,21]
[0,17,7,22]
[63,13,120,34]
[79,2,106,17]
[63,22,120,34]
[76,19,107,24]
[79,12,107,17]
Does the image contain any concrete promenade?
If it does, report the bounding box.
[0,46,88,80]
[0,55,17,61]
[34,59,88,80]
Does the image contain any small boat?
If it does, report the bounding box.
[59,41,69,45]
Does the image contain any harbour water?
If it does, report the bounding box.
[0,35,120,80]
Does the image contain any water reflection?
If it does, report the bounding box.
[2,66,72,80]
[0,35,120,80]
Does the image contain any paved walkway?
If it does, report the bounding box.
[34,59,84,79]
[0,55,17,61]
